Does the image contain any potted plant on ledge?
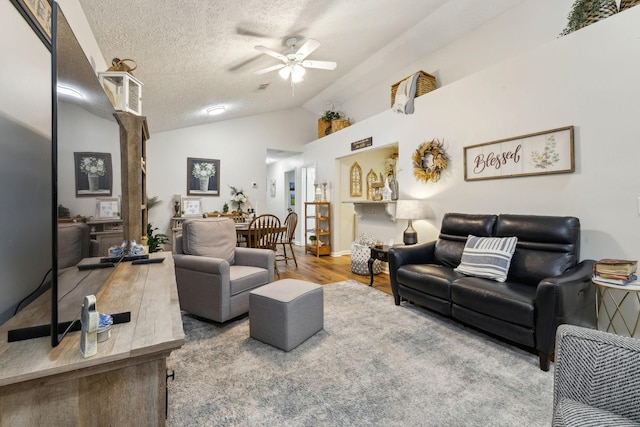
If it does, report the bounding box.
[318,110,350,138]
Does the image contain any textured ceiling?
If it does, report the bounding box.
[78,0,525,134]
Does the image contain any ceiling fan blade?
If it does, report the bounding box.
[254,45,288,62]
[301,60,337,70]
[255,63,286,75]
[295,39,320,60]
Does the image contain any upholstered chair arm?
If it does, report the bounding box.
[234,247,275,281]
[173,253,229,275]
[389,241,436,270]
[535,260,597,357]
[553,324,640,425]
[388,242,436,301]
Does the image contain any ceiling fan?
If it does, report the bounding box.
[254,37,337,85]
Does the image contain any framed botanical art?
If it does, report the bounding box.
[463,126,574,181]
[187,157,220,196]
[95,198,119,220]
[181,196,202,217]
[74,152,113,197]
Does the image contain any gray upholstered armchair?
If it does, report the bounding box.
[173,218,275,323]
[553,324,640,426]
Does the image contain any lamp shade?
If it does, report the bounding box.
[395,199,428,220]
[395,200,428,245]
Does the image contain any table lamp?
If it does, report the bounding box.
[395,200,428,245]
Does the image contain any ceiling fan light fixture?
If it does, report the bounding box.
[291,64,305,83]
[278,66,291,80]
[206,105,225,115]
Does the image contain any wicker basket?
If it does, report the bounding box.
[620,0,640,10]
[584,0,618,26]
[390,70,436,107]
[317,118,331,138]
[331,118,350,133]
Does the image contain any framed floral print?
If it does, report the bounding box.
[187,157,220,196]
[74,152,113,197]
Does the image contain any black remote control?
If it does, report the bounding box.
[78,262,115,270]
[132,258,165,265]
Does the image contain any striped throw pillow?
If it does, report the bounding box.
[454,235,518,282]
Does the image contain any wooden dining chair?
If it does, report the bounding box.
[247,214,282,278]
[230,210,246,223]
[277,212,298,268]
[232,210,248,246]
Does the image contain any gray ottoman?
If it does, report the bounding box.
[249,279,323,351]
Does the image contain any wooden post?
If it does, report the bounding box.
[114,112,149,247]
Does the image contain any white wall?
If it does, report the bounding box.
[302,4,640,262]
[306,0,575,125]
[147,107,316,237]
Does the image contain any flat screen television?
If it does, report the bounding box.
[51,3,125,346]
[7,3,122,345]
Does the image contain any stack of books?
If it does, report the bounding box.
[592,259,638,285]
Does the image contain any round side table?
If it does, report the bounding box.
[593,279,640,338]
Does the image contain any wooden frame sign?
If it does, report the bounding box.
[464,126,574,182]
[351,137,372,151]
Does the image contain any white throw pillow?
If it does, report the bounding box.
[454,235,518,282]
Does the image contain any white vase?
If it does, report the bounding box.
[88,174,99,192]
[199,176,209,191]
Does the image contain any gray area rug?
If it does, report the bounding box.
[168,281,553,426]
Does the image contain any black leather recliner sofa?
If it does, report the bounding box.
[388,213,596,371]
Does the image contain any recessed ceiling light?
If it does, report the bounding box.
[206,106,225,115]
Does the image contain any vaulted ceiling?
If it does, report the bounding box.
[78,0,525,134]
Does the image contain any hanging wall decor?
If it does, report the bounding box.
[74,152,113,197]
[350,162,362,197]
[366,169,378,200]
[187,157,220,196]
[412,139,448,183]
[463,126,574,182]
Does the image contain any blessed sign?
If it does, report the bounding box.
[351,137,373,151]
[463,126,574,181]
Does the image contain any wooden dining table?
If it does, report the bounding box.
[234,222,287,247]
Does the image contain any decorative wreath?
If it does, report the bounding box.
[411,139,448,183]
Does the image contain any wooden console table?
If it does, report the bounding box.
[0,252,184,426]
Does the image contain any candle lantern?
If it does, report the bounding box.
[98,71,143,115]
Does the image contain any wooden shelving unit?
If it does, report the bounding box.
[305,202,331,257]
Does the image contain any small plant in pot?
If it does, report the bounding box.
[147,223,170,253]
[309,235,317,244]
[321,110,341,122]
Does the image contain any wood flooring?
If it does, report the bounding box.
[275,244,392,296]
